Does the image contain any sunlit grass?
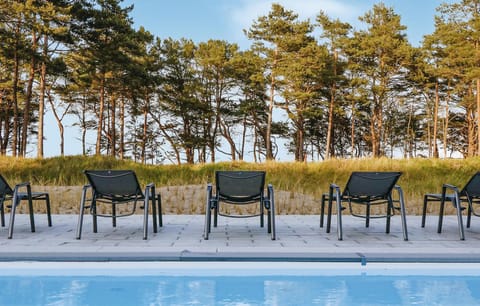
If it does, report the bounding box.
[1,155,480,215]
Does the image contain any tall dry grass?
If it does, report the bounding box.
[2,155,480,215]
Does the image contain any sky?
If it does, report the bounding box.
[121,0,455,48]
[42,0,457,160]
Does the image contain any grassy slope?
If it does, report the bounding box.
[1,155,479,213]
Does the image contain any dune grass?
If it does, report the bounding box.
[1,155,480,215]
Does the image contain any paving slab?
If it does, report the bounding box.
[0,214,479,262]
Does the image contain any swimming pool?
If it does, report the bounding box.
[1,262,480,305]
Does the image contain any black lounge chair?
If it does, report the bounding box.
[327,171,408,241]
[421,172,480,240]
[0,174,52,239]
[204,170,276,240]
[76,170,162,240]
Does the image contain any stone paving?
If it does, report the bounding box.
[1,214,480,263]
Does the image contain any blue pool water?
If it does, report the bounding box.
[1,262,480,305]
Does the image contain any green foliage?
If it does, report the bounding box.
[2,156,480,209]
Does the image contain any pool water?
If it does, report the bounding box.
[1,262,480,305]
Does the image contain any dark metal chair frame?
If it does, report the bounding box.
[421,172,480,240]
[326,171,408,241]
[76,170,162,240]
[204,171,276,240]
[0,174,52,239]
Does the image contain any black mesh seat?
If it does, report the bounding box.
[327,171,408,241]
[76,170,162,240]
[0,174,52,239]
[204,171,276,240]
[422,172,480,240]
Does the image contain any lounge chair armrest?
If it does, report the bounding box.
[392,185,405,207]
[13,181,31,189]
[206,183,217,207]
[441,183,462,205]
[263,184,274,208]
[329,183,340,190]
[393,185,409,241]
[329,183,341,198]
[13,181,31,192]
[267,184,274,198]
[9,182,32,210]
[144,182,155,196]
[442,183,459,193]
[392,185,403,197]
[12,181,32,199]
[442,184,460,199]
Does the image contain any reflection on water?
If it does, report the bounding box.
[1,274,480,305]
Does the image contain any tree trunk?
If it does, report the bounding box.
[21,31,37,157]
[443,83,451,158]
[240,115,247,161]
[95,76,105,155]
[325,50,338,159]
[81,96,87,155]
[12,27,20,157]
[47,91,65,156]
[265,48,277,161]
[141,103,148,164]
[477,78,480,156]
[350,99,355,158]
[37,35,48,158]
[119,97,125,159]
[433,81,439,158]
[110,94,116,156]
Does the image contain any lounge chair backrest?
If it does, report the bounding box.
[84,170,143,199]
[0,174,13,196]
[216,171,265,203]
[344,171,402,199]
[462,172,480,197]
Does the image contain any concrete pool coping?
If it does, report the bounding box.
[1,214,480,263]
[3,261,480,276]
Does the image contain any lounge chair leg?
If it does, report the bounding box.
[112,203,117,227]
[365,204,370,228]
[421,195,428,227]
[267,210,271,234]
[467,200,472,228]
[28,195,35,233]
[268,185,276,240]
[398,188,408,241]
[143,194,149,240]
[157,194,163,227]
[326,195,333,233]
[204,207,211,240]
[320,194,326,228]
[45,194,52,227]
[337,199,343,241]
[92,200,98,233]
[0,198,5,227]
[437,198,445,233]
[7,196,19,239]
[270,208,276,240]
[204,185,213,240]
[151,192,158,234]
[386,201,391,234]
[260,201,264,228]
[454,196,465,240]
[76,185,90,239]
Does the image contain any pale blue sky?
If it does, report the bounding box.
[122,0,455,48]
[44,0,457,159]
